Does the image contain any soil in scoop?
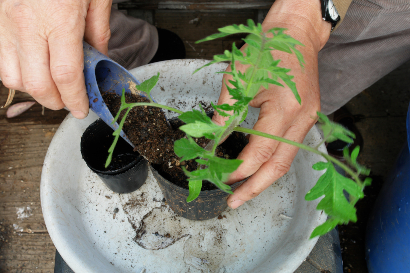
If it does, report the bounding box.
[102,91,248,191]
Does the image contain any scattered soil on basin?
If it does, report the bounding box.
[102,92,248,191]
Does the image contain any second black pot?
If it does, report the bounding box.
[81,119,148,194]
[151,166,245,220]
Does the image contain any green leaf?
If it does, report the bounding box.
[242,38,261,50]
[136,73,160,99]
[312,161,328,171]
[305,161,364,223]
[187,180,202,202]
[178,109,211,124]
[196,19,261,44]
[182,154,242,194]
[267,40,292,53]
[350,146,360,164]
[317,112,356,144]
[174,137,207,161]
[364,177,372,186]
[179,121,222,139]
[342,146,370,176]
[310,218,341,238]
[214,103,235,111]
[211,102,231,117]
[193,51,232,74]
[196,32,234,43]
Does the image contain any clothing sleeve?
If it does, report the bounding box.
[333,0,353,31]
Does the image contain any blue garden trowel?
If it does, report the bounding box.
[83,41,142,148]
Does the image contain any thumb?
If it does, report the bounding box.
[212,72,237,126]
[84,0,112,55]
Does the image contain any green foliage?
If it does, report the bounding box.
[105,20,371,240]
[136,73,160,101]
[182,155,242,194]
[317,112,356,143]
[174,137,207,161]
[178,106,226,140]
[343,146,371,176]
[195,20,304,104]
[187,180,202,203]
[306,161,365,238]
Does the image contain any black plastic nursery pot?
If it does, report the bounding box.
[81,119,148,194]
[149,127,249,221]
[151,166,245,220]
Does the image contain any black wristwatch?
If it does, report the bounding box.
[320,0,340,30]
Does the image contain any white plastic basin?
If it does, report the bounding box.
[41,59,326,273]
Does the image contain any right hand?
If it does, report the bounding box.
[0,0,112,118]
[213,0,332,209]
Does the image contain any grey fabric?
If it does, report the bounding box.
[319,0,410,114]
[108,8,158,70]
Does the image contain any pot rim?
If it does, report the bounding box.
[150,164,245,197]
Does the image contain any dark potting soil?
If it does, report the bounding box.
[102,91,248,191]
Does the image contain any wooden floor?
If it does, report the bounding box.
[0,7,409,273]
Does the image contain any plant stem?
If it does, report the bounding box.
[233,126,364,188]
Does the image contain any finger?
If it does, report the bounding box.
[84,0,112,55]
[212,72,237,126]
[227,120,310,209]
[48,20,89,118]
[227,100,295,184]
[0,40,23,91]
[17,31,65,110]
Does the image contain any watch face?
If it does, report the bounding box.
[327,0,340,21]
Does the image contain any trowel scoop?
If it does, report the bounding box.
[83,41,142,148]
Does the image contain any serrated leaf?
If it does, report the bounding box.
[267,40,292,53]
[193,51,232,74]
[182,154,242,194]
[187,180,202,202]
[178,109,212,124]
[211,102,231,117]
[312,161,328,171]
[215,103,235,111]
[196,20,261,44]
[179,121,222,139]
[208,156,243,183]
[174,137,206,161]
[310,218,341,238]
[317,112,356,144]
[305,161,364,224]
[342,146,370,176]
[137,73,160,98]
[364,177,372,186]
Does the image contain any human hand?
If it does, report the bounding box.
[213,0,332,209]
[0,0,112,118]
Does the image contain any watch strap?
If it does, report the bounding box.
[321,0,341,30]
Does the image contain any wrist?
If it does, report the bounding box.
[262,0,331,52]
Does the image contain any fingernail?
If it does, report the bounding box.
[71,110,87,119]
[229,199,245,209]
